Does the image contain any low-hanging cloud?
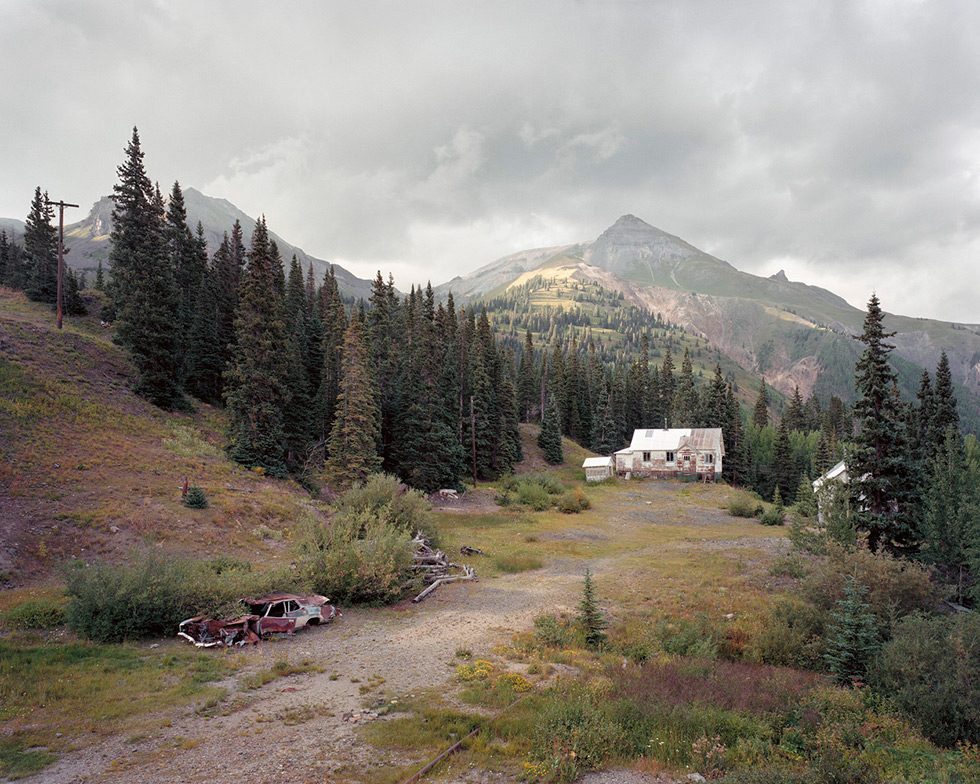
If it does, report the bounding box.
[2,0,979,321]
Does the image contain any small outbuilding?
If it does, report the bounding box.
[582,456,614,482]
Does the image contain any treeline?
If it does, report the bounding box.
[101,128,521,491]
[0,188,87,314]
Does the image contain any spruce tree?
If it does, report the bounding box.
[325,316,381,487]
[931,351,959,443]
[794,474,818,518]
[538,390,564,465]
[753,379,770,428]
[784,386,805,432]
[591,385,620,454]
[823,577,880,686]
[578,568,606,649]
[771,419,796,502]
[518,329,538,421]
[281,256,314,470]
[95,259,105,290]
[850,294,917,554]
[23,187,58,304]
[63,268,86,315]
[315,265,348,446]
[671,348,698,426]
[660,345,676,422]
[922,427,973,599]
[108,132,183,408]
[224,217,289,476]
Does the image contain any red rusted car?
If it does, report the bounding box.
[178,593,336,648]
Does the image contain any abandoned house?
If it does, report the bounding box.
[582,456,614,482]
[614,428,724,480]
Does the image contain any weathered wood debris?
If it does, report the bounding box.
[411,532,476,603]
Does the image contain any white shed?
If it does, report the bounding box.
[582,456,614,482]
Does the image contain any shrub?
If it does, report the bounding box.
[516,481,552,511]
[802,544,937,633]
[759,506,785,526]
[332,473,431,534]
[65,553,298,642]
[528,686,624,782]
[657,615,720,658]
[557,487,591,514]
[751,598,825,669]
[525,473,566,495]
[297,507,414,605]
[183,486,208,508]
[728,496,763,518]
[534,613,578,648]
[2,597,65,630]
[870,612,980,746]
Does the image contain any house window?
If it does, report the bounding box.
[642,451,651,462]
[705,454,714,464]
[666,451,674,463]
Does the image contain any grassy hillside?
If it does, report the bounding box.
[0,288,327,585]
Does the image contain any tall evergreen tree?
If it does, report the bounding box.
[823,577,880,686]
[850,294,917,554]
[314,266,347,447]
[224,217,289,475]
[518,329,538,421]
[108,130,183,408]
[784,386,806,432]
[771,419,796,502]
[538,389,564,465]
[95,259,105,290]
[325,316,381,487]
[931,351,959,443]
[671,348,698,426]
[753,379,770,428]
[24,187,58,304]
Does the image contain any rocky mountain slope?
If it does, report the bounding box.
[26,188,376,301]
[441,215,980,426]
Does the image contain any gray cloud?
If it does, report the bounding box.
[2,0,979,321]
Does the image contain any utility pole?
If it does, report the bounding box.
[470,395,477,485]
[45,198,79,330]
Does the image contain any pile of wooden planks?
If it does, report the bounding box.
[411,532,477,603]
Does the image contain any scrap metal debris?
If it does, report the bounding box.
[411,532,476,603]
[178,593,337,648]
[459,545,485,556]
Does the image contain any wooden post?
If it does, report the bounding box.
[45,199,79,330]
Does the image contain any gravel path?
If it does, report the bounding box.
[36,563,582,784]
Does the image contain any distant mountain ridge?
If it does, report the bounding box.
[1,188,375,301]
[438,214,980,427]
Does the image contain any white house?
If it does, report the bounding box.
[812,460,848,492]
[614,428,724,481]
[582,456,614,482]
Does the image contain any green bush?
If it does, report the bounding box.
[760,506,785,526]
[728,496,763,518]
[524,473,566,495]
[298,507,414,605]
[183,486,208,508]
[802,544,937,633]
[65,553,298,642]
[516,481,552,511]
[534,614,579,648]
[870,612,980,746]
[332,473,431,534]
[751,598,825,669]
[529,686,627,782]
[557,488,591,513]
[2,597,65,630]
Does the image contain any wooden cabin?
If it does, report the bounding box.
[614,428,724,481]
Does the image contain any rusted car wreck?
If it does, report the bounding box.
[178,593,336,648]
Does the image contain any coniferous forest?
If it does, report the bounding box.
[3,129,976,585]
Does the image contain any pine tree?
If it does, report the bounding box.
[671,348,698,426]
[184,259,224,404]
[931,351,959,444]
[722,382,747,485]
[95,259,105,290]
[24,187,58,304]
[784,386,805,432]
[518,329,538,421]
[850,294,917,554]
[325,316,381,487]
[108,131,183,408]
[166,182,205,369]
[538,390,564,465]
[794,474,818,518]
[753,379,770,428]
[63,268,86,315]
[591,384,620,454]
[314,266,348,446]
[1,231,27,290]
[224,217,289,475]
[578,568,606,649]
[823,577,880,686]
[660,345,676,422]
[771,419,796,502]
[922,427,973,600]
[281,256,314,470]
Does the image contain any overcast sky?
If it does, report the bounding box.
[2,1,979,321]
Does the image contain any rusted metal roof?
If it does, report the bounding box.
[627,428,724,454]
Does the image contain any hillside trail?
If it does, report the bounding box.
[36,556,588,784]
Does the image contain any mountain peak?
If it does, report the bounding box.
[611,213,653,229]
[770,269,789,283]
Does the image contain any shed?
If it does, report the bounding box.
[582,456,614,482]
